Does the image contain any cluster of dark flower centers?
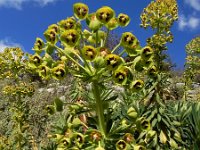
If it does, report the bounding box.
[29,2,159,93]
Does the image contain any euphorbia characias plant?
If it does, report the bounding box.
[27,1,178,149]
[184,36,200,100]
[0,48,36,149]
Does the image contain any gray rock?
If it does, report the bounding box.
[176,83,185,89]
[47,88,55,94]
[192,83,200,89]
[57,86,65,93]
[59,95,66,101]
[38,88,45,93]
[113,85,124,93]
[187,90,198,95]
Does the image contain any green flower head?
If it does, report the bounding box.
[96,6,115,24]
[116,140,127,150]
[86,13,102,31]
[27,85,35,96]
[58,17,76,30]
[38,65,50,79]
[105,54,122,70]
[143,58,153,69]
[141,46,153,60]
[118,13,130,27]
[72,133,85,147]
[121,32,137,49]
[44,29,57,44]
[136,117,151,131]
[48,24,59,33]
[30,54,42,66]
[60,29,80,47]
[52,64,67,80]
[46,105,55,115]
[97,47,111,57]
[89,130,102,143]
[147,65,157,77]
[131,79,144,91]
[83,29,91,39]
[59,138,71,148]
[134,145,146,150]
[73,3,89,19]
[32,38,44,53]
[123,133,134,144]
[82,45,97,61]
[106,18,118,30]
[113,66,128,85]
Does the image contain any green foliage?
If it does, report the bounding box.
[184,36,200,100]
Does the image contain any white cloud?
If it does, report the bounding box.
[0,39,22,52]
[184,0,200,11]
[178,14,200,30]
[0,0,58,10]
[34,0,58,5]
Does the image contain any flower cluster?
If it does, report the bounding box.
[27,2,150,90]
[140,0,178,30]
[27,2,167,149]
[184,36,200,88]
[185,36,200,70]
[0,47,25,79]
[140,0,178,52]
[2,82,35,97]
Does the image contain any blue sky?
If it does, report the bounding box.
[0,0,199,69]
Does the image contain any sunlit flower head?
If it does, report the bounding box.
[137,117,151,131]
[121,32,137,49]
[61,138,71,147]
[105,54,122,70]
[116,140,127,150]
[113,66,128,84]
[141,46,153,60]
[38,65,50,79]
[97,47,111,57]
[32,38,44,54]
[48,24,59,33]
[89,130,102,143]
[60,29,80,47]
[147,65,157,77]
[86,13,102,31]
[106,18,118,30]
[71,133,85,147]
[118,13,130,27]
[58,17,76,31]
[82,45,97,61]
[30,54,42,66]
[52,64,67,80]
[73,3,89,20]
[96,6,115,24]
[44,29,57,44]
[131,80,144,91]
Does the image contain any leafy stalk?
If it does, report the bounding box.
[92,81,106,136]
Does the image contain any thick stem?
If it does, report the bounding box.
[92,81,106,136]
